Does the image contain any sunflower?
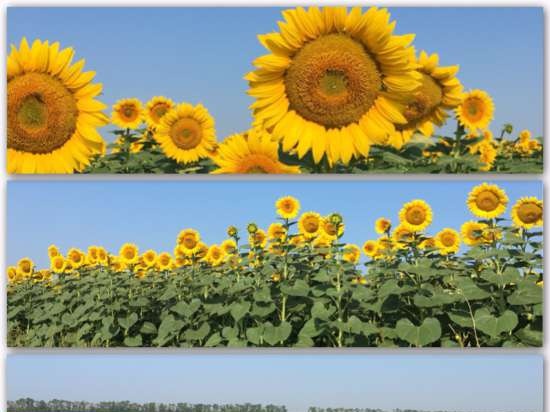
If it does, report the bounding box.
[435,228,461,255]
[177,229,201,255]
[67,248,85,269]
[362,240,378,258]
[111,98,143,129]
[455,89,494,133]
[119,243,139,265]
[478,142,497,171]
[375,218,391,234]
[467,183,508,219]
[206,245,225,266]
[392,224,414,248]
[47,245,60,259]
[145,96,174,129]
[313,235,332,258]
[97,247,108,265]
[320,217,344,240]
[17,257,34,279]
[154,103,216,164]
[86,246,99,265]
[246,6,421,165]
[460,221,490,246]
[276,196,301,219]
[418,237,436,250]
[388,51,463,148]
[212,128,300,174]
[110,257,127,273]
[343,244,361,264]
[268,223,287,241]
[249,229,268,248]
[298,211,322,238]
[195,242,209,260]
[142,250,158,268]
[50,255,67,274]
[398,200,432,232]
[7,266,18,284]
[7,38,108,173]
[511,197,543,229]
[221,239,237,255]
[156,252,172,271]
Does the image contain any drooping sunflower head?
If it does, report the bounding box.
[155,102,216,164]
[388,51,463,149]
[362,240,378,258]
[268,222,287,241]
[456,89,494,134]
[298,211,322,238]
[435,228,461,255]
[142,250,158,268]
[7,38,108,173]
[275,196,301,219]
[112,98,143,129]
[177,229,201,254]
[50,255,67,274]
[460,221,490,246]
[320,216,345,240]
[392,224,414,248]
[467,183,508,219]
[375,217,391,235]
[119,243,139,264]
[511,197,543,229]
[418,236,436,250]
[221,239,238,255]
[398,199,432,232]
[343,243,361,264]
[247,6,421,165]
[249,229,267,248]
[212,128,300,174]
[145,96,174,128]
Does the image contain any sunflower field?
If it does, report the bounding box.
[7,7,543,174]
[7,183,543,347]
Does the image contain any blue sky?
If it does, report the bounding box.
[7,354,543,412]
[7,180,542,268]
[7,7,543,140]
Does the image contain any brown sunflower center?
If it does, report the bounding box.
[324,222,338,236]
[182,235,198,249]
[441,233,456,247]
[281,201,294,212]
[517,202,542,224]
[151,103,170,123]
[405,207,426,225]
[8,73,78,154]
[475,191,500,212]
[120,104,140,122]
[285,34,382,128]
[464,97,485,122]
[170,117,202,150]
[303,216,320,233]
[402,74,443,124]
[124,249,135,259]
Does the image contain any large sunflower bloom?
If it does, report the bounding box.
[275,196,301,219]
[212,128,300,174]
[111,98,143,129]
[467,183,508,219]
[460,221,490,246]
[343,243,361,264]
[7,38,108,173]
[246,6,421,165]
[298,211,322,238]
[398,199,432,232]
[511,197,543,229]
[154,103,216,164]
[145,96,174,129]
[119,243,139,265]
[388,51,463,148]
[177,228,201,256]
[456,89,494,133]
[374,217,391,234]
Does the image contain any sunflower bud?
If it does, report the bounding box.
[247,223,258,234]
[227,225,238,237]
[503,123,513,134]
[328,213,343,225]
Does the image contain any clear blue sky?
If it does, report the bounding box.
[7,180,542,268]
[7,354,542,412]
[7,7,543,140]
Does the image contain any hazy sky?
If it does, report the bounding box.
[7,7,543,140]
[7,354,542,412]
[7,180,542,268]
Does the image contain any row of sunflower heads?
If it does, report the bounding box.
[361,183,543,261]
[111,96,302,174]
[245,6,504,167]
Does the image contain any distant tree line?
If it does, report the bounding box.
[7,399,287,412]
